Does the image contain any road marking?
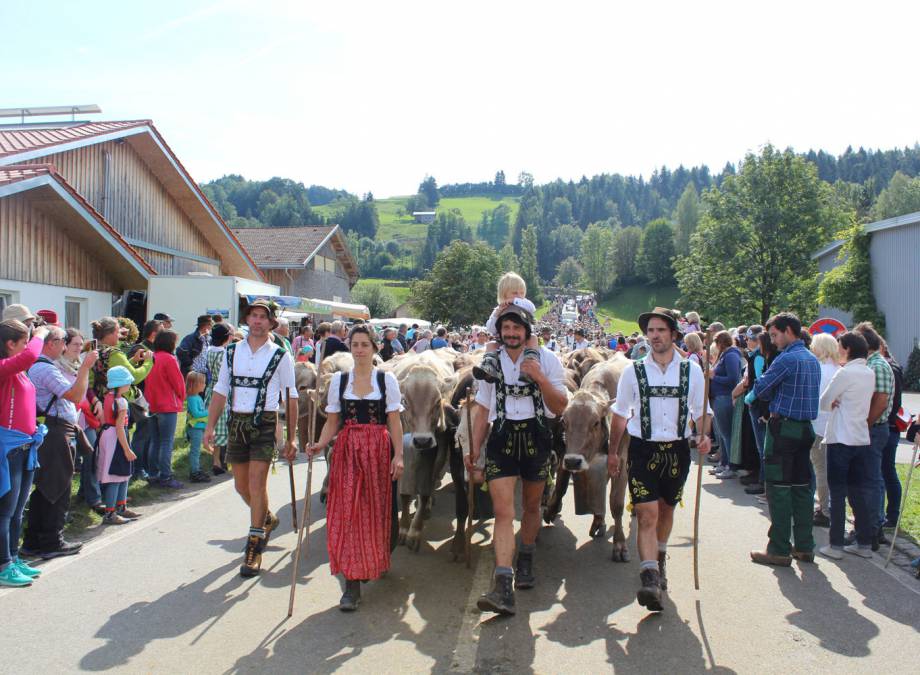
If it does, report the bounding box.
[449,532,494,673]
[0,478,237,598]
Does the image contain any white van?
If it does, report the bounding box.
[561,309,578,324]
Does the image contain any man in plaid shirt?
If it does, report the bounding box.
[749,312,821,566]
[854,322,894,552]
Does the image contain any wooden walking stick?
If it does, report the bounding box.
[288,388,317,617]
[464,391,475,569]
[286,388,298,532]
[884,442,919,568]
[693,336,712,591]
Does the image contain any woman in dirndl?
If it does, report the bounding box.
[307,324,404,611]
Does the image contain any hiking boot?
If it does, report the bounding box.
[240,535,264,577]
[264,510,280,536]
[791,549,815,563]
[519,348,541,382]
[103,511,130,526]
[812,511,830,527]
[514,551,535,589]
[0,564,32,587]
[117,507,142,520]
[477,572,516,615]
[658,552,668,591]
[473,352,500,383]
[339,579,361,611]
[636,569,663,611]
[750,550,792,567]
[12,557,42,578]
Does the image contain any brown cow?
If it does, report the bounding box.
[544,353,632,561]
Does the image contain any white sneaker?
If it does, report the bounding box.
[819,545,843,560]
[756,495,768,504]
[843,544,873,559]
[717,469,738,479]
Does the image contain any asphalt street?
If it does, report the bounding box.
[1,453,918,674]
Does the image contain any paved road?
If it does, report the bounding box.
[1,455,918,674]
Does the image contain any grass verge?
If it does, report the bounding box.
[595,284,680,334]
[895,462,919,542]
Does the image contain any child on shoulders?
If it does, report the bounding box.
[473,272,540,383]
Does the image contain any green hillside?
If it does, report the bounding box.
[353,278,411,305]
[316,195,520,244]
[595,284,680,334]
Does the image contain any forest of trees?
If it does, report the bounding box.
[200,144,920,291]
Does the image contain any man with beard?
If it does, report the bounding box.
[465,305,568,615]
[205,301,298,577]
[607,308,710,612]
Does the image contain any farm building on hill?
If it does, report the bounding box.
[0,117,262,333]
[813,210,920,367]
[232,225,359,303]
[412,211,435,224]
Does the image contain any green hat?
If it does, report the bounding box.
[243,299,279,329]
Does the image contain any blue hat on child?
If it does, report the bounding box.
[106,366,134,389]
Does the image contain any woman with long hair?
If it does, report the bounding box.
[0,316,49,586]
[306,324,404,611]
[809,333,841,526]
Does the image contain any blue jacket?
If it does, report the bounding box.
[0,424,45,499]
[711,346,743,397]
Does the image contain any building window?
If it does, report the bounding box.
[314,255,326,271]
[65,297,87,331]
[0,290,18,315]
[325,257,337,273]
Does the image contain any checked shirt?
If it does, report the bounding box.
[866,351,894,426]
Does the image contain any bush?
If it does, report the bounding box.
[905,345,920,392]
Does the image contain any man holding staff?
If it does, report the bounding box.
[205,300,298,578]
[607,308,710,612]
[465,305,567,616]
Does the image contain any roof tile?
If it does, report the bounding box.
[232,226,337,266]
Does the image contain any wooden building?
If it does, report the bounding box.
[232,225,359,302]
[0,119,262,333]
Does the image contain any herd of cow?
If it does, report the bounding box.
[291,345,635,564]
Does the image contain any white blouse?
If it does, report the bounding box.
[325,369,404,415]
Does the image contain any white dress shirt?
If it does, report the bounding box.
[573,339,590,351]
[214,337,297,413]
[611,350,709,441]
[475,347,567,423]
[819,358,874,446]
[325,369,404,414]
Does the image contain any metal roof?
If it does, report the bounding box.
[0,120,149,158]
[812,209,920,260]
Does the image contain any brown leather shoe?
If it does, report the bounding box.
[792,550,815,563]
[750,550,792,567]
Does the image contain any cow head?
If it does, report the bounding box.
[561,389,610,472]
[400,364,453,450]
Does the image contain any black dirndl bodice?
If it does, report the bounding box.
[339,370,389,427]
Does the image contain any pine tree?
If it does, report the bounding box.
[520,225,544,305]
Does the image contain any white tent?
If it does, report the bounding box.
[368,317,431,330]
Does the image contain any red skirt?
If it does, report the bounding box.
[326,423,392,580]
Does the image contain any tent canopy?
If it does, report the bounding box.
[367,317,431,330]
[242,294,369,320]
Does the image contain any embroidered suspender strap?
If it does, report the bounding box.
[634,360,691,441]
[493,361,547,434]
[226,343,285,424]
[225,343,236,411]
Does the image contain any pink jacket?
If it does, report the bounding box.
[0,336,42,434]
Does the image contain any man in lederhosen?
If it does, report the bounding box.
[607,307,710,612]
[466,305,568,615]
[205,300,298,577]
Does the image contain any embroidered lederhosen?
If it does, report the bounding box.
[627,360,692,506]
[225,343,284,461]
[484,351,552,482]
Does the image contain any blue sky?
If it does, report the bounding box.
[3,1,918,197]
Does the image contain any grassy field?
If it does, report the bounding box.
[896,462,919,543]
[595,284,681,334]
[353,277,412,306]
[316,195,520,244]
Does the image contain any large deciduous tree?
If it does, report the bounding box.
[870,170,920,220]
[608,225,641,285]
[352,282,398,319]
[554,256,583,288]
[580,221,613,294]
[674,183,700,255]
[410,242,502,326]
[675,145,848,325]
[520,224,544,305]
[637,218,676,284]
[418,175,440,207]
